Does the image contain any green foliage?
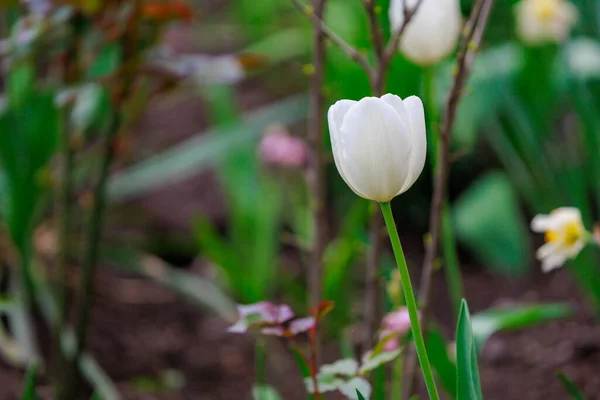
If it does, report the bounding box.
[427,326,457,398]
[252,384,282,400]
[453,172,530,276]
[0,81,59,253]
[101,244,237,320]
[471,303,572,351]
[20,361,39,400]
[456,300,483,400]
[557,372,586,400]
[107,95,308,202]
[356,389,366,400]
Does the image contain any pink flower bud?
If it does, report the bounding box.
[379,307,415,351]
[259,125,307,168]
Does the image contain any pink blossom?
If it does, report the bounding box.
[289,317,316,335]
[379,308,415,351]
[228,302,294,333]
[259,125,307,168]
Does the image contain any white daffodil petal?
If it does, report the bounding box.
[541,252,568,273]
[536,242,558,260]
[530,214,555,232]
[339,97,411,202]
[515,0,578,45]
[398,95,427,194]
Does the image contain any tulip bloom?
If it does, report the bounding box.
[515,0,578,45]
[328,94,426,203]
[389,0,462,66]
[531,207,589,272]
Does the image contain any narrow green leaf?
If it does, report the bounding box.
[453,171,530,276]
[557,372,586,400]
[252,384,282,400]
[107,95,308,202]
[356,389,366,400]
[100,244,237,320]
[20,360,39,400]
[456,300,483,400]
[426,326,457,398]
[471,303,572,351]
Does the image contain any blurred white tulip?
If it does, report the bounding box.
[328,94,426,203]
[389,0,462,66]
[515,0,578,45]
[531,207,589,272]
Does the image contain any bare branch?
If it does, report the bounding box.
[383,0,425,66]
[307,0,328,365]
[289,0,374,76]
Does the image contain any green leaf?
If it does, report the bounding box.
[356,389,366,400]
[0,91,60,252]
[8,63,35,108]
[453,171,530,276]
[100,244,237,320]
[252,384,282,400]
[107,95,308,202]
[358,349,401,375]
[557,372,586,400]
[426,326,457,398]
[244,28,311,65]
[471,303,572,351]
[456,300,483,400]
[20,360,39,400]
[88,43,123,79]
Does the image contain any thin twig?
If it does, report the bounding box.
[307,0,327,363]
[289,0,374,77]
[382,0,424,68]
[403,0,496,397]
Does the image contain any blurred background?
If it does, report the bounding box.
[1,0,600,399]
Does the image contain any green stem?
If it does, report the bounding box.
[380,202,440,400]
[72,119,117,366]
[54,118,75,400]
[390,356,403,400]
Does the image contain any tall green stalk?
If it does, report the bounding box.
[380,202,440,400]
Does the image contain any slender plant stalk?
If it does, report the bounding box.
[54,118,75,399]
[62,6,141,400]
[380,202,440,400]
[307,0,327,364]
[391,356,404,399]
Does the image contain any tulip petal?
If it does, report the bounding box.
[339,97,412,202]
[381,93,410,123]
[328,100,366,197]
[393,0,462,65]
[398,96,427,194]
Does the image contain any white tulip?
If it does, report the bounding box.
[389,0,462,66]
[328,94,426,203]
[531,207,589,272]
[515,0,578,45]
